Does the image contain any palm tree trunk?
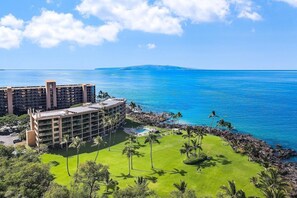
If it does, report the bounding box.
[66,145,71,176]
[108,129,112,151]
[128,156,131,176]
[150,142,154,169]
[95,149,99,162]
[76,149,79,171]
[131,155,133,170]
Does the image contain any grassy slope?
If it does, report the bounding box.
[41,121,263,197]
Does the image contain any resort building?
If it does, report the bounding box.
[0,80,96,115]
[26,98,126,147]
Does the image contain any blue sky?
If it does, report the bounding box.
[0,0,297,70]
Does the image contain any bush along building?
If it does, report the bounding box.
[0,80,96,115]
[26,98,126,147]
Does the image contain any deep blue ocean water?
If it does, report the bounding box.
[1,68,297,152]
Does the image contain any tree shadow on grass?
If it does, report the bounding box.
[194,154,232,170]
[49,130,129,157]
[170,168,187,176]
[151,169,166,176]
[116,173,134,180]
[144,176,158,183]
[49,160,60,167]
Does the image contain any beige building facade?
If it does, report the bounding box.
[27,98,126,147]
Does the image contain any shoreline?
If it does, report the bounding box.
[128,110,297,196]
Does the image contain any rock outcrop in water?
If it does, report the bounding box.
[128,111,297,196]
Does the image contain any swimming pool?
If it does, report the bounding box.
[134,128,149,134]
[124,127,151,136]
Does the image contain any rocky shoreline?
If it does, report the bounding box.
[128,111,297,196]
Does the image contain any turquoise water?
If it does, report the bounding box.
[0,68,297,151]
[135,128,148,134]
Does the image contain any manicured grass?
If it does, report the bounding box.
[41,120,263,197]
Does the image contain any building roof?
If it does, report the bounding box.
[32,98,126,119]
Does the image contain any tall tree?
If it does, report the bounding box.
[74,161,109,198]
[251,168,289,197]
[122,144,134,176]
[92,136,106,162]
[69,136,86,171]
[173,112,183,124]
[182,126,194,144]
[144,132,160,169]
[61,135,71,176]
[191,139,202,157]
[208,110,219,128]
[180,142,193,159]
[170,180,197,198]
[126,134,137,169]
[220,180,246,198]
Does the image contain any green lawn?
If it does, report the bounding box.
[41,120,263,197]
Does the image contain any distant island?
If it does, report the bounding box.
[95,65,191,71]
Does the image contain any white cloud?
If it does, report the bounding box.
[275,0,297,7]
[23,10,121,48]
[147,43,156,49]
[0,14,23,49]
[76,0,183,35]
[0,14,24,29]
[232,0,262,21]
[160,0,230,23]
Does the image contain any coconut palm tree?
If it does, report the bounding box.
[62,135,71,176]
[251,168,289,197]
[144,132,160,169]
[69,136,86,171]
[126,134,138,169]
[191,139,202,157]
[195,128,206,147]
[129,102,136,111]
[103,115,113,151]
[92,136,106,162]
[180,142,193,159]
[173,112,183,124]
[209,110,219,128]
[122,144,136,176]
[103,172,118,193]
[182,126,194,144]
[220,180,246,198]
[134,176,149,189]
[217,119,233,131]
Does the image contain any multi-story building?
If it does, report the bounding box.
[26,98,126,147]
[0,80,96,115]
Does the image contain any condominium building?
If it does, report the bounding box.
[0,80,96,115]
[26,98,126,147]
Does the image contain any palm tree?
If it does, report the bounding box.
[217,119,233,131]
[220,180,246,198]
[251,168,289,197]
[173,112,183,124]
[173,180,187,194]
[61,135,71,176]
[180,142,193,159]
[122,144,135,176]
[208,110,219,128]
[103,115,113,151]
[110,113,121,149]
[134,176,149,189]
[191,139,202,157]
[126,134,137,169]
[195,128,206,147]
[103,172,118,193]
[144,132,160,169]
[92,136,106,162]
[129,101,136,111]
[182,126,193,144]
[69,136,86,171]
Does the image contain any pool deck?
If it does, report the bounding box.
[123,127,152,137]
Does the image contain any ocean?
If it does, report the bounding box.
[1,68,297,152]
